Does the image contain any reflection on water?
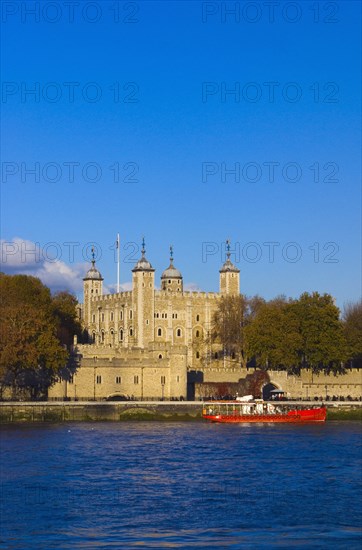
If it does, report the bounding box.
[1,422,361,548]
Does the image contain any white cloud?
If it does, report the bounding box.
[1,237,86,294]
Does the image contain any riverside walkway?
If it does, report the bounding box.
[0,400,361,422]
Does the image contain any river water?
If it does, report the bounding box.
[1,421,361,549]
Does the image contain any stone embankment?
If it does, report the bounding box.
[0,401,361,422]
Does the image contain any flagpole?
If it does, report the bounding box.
[117,233,120,293]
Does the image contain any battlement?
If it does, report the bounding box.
[154,290,220,299]
[91,291,132,303]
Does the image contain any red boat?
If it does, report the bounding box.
[202,400,327,423]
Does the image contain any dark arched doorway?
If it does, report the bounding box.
[262,382,279,400]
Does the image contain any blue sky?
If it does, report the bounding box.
[1,0,361,308]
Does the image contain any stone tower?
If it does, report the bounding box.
[161,246,183,292]
[219,240,240,296]
[83,247,104,329]
[132,238,155,348]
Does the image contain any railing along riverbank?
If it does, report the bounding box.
[0,401,361,422]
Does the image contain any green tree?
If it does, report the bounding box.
[0,274,68,398]
[247,298,302,373]
[343,300,362,368]
[292,292,347,374]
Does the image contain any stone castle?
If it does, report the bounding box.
[48,240,362,402]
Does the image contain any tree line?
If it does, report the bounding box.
[208,292,362,374]
[0,273,82,399]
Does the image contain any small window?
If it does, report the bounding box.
[176,328,181,337]
[214,352,218,359]
[119,329,123,342]
[101,313,105,322]
[176,375,180,382]
[196,314,200,322]
[196,352,200,359]
[96,375,102,384]
[69,375,74,384]
[129,328,133,337]
[168,279,171,284]
[129,310,133,320]
[196,330,200,338]
[115,376,121,384]
[134,375,139,384]
[120,310,123,320]
[92,314,95,323]
[92,332,96,343]
[146,319,149,325]
[159,354,163,359]
[101,331,105,343]
[157,328,162,337]
[110,312,114,321]
[161,376,166,384]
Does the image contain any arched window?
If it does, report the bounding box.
[101,331,105,343]
[176,328,182,337]
[157,328,162,337]
[214,352,218,359]
[129,310,133,320]
[195,330,200,338]
[120,310,123,321]
[92,314,95,323]
[129,327,133,337]
[110,312,114,321]
[119,329,123,342]
[158,354,163,359]
[92,332,96,343]
[196,314,200,322]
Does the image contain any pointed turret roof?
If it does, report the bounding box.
[132,237,155,272]
[161,246,183,279]
[219,239,240,273]
[83,246,104,280]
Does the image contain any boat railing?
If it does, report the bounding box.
[203,401,324,417]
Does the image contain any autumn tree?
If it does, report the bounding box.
[209,295,265,368]
[52,291,82,348]
[0,274,69,398]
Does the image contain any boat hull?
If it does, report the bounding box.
[203,407,327,423]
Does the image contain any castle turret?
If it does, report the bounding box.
[161,246,183,292]
[219,239,240,296]
[83,247,103,330]
[132,238,155,347]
